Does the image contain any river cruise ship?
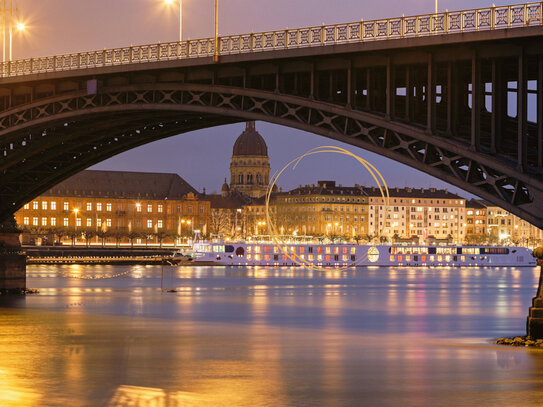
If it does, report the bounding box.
[191,241,537,267]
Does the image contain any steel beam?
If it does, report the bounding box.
[518,51,528,171]
[539,55,543,169]
[471,51,481,151]
[427,54,434,133]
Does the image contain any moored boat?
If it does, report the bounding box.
[191,240,537,267]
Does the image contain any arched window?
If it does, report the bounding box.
[238,174,243,184]
[247,174,253,184]
[256,174,262,184]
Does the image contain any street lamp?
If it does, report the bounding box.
[164,0,182,42]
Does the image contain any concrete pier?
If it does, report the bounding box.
[527,248,543,339]
[0,217,26,294]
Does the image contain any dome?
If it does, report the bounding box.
[221,178,230,192]
[232,121,268,156]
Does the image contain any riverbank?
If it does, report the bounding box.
[496,336,543,347]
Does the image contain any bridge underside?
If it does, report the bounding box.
[1,30,543,227]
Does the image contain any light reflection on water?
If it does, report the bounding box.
[1,265,543,406]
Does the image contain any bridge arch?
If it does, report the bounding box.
[2,82,542,227]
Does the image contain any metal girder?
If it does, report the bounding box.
[0,83,542,228]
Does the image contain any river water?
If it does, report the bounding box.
[1,265,543,406]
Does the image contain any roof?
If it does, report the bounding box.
[363,186,464,200]
[232,121,268,157]
[466,199,487,209]
[207,191,252,210]
[41,170,199,200]
[275,181,368,198]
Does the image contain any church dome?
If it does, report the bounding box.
[221,178,230,192]
[232,121,268,156]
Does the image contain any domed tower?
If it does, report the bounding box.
[230,121,270,198]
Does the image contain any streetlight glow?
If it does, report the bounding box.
[164,0,182,42]
[16,22,24,31]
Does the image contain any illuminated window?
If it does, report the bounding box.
[334,247,339,254]
[398,255,402,262]
[41,217,47,226]
[97,203,102,211]
[51,202,56,210]
[317,255,323,261]
[317,247,322,254]
[264,246,269,253]
[264,255,270,261]
[343,247,347,254]
[461,256,466,262]
[23,204,29,209]
[308,255,314,261]
[97,219,102,227]
[106,203,112,212]
[342,255,348,261]
[430,255,435,262]
[406,255,411,262]
[255,246,261,254]
[32,217,38,225]
[283,255,287,261]
[390,255,395,262]
[158,205,163,213]
[325,255,330,261]
[42,201,47,210]
[300,247,304,254]
[158,220,163,228]
[76,218,81,227]
[106,219,112,227]
[23,217,29,225]
[247,254,252,261]
[63,218,68,227]
[147,220,152,228]
[64,202,69,211]
[50,218,56,226]
[86,203,92,211]
[325,247,331,254]
[33,202,38,210]
[255,255,260,261]
[87,218,92,227]
[421,255,426,262]
[136,203,141,212]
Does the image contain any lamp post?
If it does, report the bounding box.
[164,0,182,42]
[73,209,79,246]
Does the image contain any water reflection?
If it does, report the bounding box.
[1,265,542,406]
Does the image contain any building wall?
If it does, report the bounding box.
[15,192,210,245]
[368,190,466,242]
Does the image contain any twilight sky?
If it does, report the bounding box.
[12,0,525,196]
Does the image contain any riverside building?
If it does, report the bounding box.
[15,170,210,246]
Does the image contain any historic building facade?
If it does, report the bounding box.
[15,170,210,246]
[367,187,466,243]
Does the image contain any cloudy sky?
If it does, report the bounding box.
[12,0,524,195]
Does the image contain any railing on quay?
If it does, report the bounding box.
[1,2,542,78]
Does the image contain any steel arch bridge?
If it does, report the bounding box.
[1,3,543,228]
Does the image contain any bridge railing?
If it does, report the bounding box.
[1,2,542,78]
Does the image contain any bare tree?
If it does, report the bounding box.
[209,208,232,236]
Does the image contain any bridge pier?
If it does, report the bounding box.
[527,248,543,339]
[0,216,26,294]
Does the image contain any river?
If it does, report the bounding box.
[1,265,542,406]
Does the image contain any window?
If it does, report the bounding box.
[50,218,56,226]
[42,201,48,210]
[23,204,29,209]
[51,202,57,211]
[158,205,163,213]
[41,217,47,226]
[147,204,152,213]
[23,217,29,225]
[33,201,38,210]
[33,217,38,226]
[200,206,204,214]
[106,203,112,212]
[136,203,141,212]
[76,218,81,227]
[64,202,69,211]
[106,219,112,227]
[97,203,102,211]
[97,219,102,227]
[147,219,153,228]
[158,220,163,228]
[188,205,193,214]
[64,218,69,227]
[87,218,92,227]
[86,203,92,211]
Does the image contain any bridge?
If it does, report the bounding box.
[0,2,543,229]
